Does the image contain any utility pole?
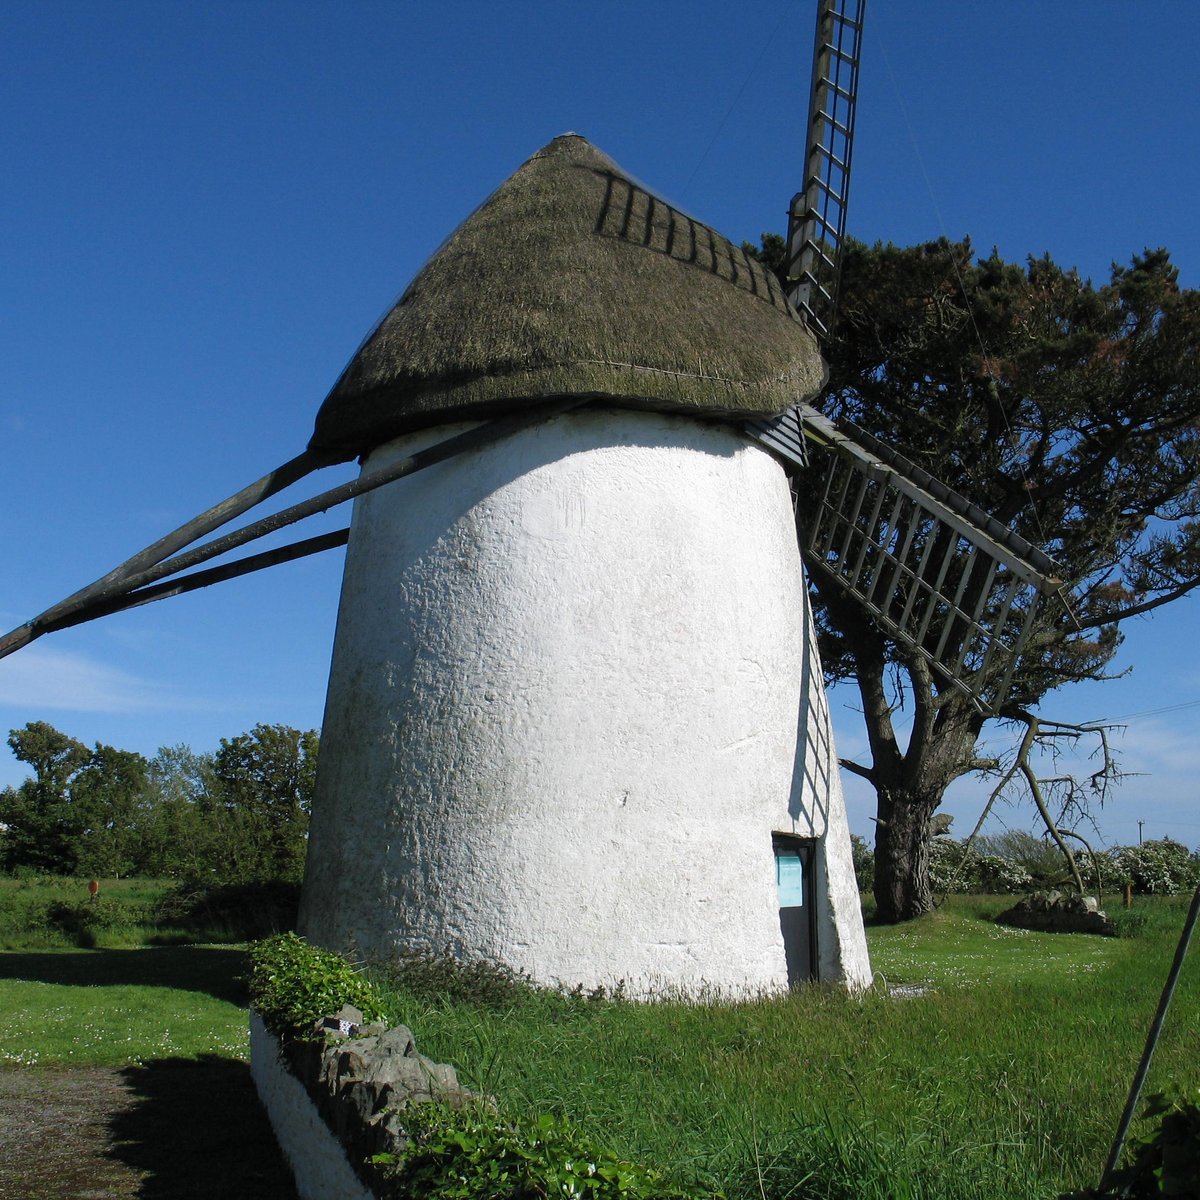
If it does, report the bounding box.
[1138,819,1145,844]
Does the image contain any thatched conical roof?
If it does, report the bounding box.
[309,134,823,460]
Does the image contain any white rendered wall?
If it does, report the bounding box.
[299,408,871,994]
[249,1013,374,1200]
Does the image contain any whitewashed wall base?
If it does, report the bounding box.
[300,408,871,994]
[249,1012,374,1200]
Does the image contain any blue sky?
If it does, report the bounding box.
[2,1,1198,851]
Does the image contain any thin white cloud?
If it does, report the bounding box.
[1099,719,1200,777]
[0,645,181,714]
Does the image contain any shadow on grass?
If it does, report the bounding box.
[110,1055,298,1199]
[0,945,249,1006]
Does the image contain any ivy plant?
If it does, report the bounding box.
[372,1102,715,1200]
[247,931,391,1039]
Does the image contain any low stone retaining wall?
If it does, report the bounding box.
[249,1006,472,1200]
[251,1012,373,1200]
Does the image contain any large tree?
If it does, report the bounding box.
[802,238,1200,921]
[0,722,150,876]
[68,742,150,878]
[209,723,318,883]
[0,722,89,872]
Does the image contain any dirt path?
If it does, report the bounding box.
[0,1060,299,1199]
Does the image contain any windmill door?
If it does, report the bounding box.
[773,834,817,984]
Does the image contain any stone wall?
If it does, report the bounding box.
[250,1006,471,1200]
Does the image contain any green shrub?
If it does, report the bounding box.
[850,834,874,893]
[974,831,1067,888]
[373,1102,710,1200]
[976,854,1034,894]
[929,838,981,894]
[378,948,539,1010]
[1073,849,1129,895]
[1108,907,1150,939]
[375,946,619,1013]
[246,932,391,1038]
[45,897,154,947]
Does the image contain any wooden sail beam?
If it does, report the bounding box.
[0,397,589,662]
[35,449,329,630]
[786,0,866,340]
[797,403,1059,584]
[39,529,351,633]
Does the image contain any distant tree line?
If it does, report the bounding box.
[851,830,1200,898]
[0,720,317,883]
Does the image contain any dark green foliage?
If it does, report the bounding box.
[1,720,108,873]
[975,831,1069,888]
[42,896,155,949]
[1115,1091,1200,1198]
[0,880,157,949]
[136,744,218,879]
[373,949,629,1026]
[849,834,875,892]
[68,743,151,879]
[209,723,318,883]
[1,721,316,885]
[1108,906,1151,940]
[788,236,1200,922]
[373,1103,710,1200]
[377,949,545,1012]
[1065,1091,1200,1199]
[0,726,155,879]
[153,879,301,940]
[741,232,788,283]
[246,932,390,1039]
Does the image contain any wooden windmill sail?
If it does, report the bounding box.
[750,0,1060,713]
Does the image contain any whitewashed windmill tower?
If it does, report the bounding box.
[295,128,871,993]
[0,0,1059,994]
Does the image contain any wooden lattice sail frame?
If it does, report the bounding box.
[787,0,865,342]
[794,403,1061,712]
[742,0,1062,715]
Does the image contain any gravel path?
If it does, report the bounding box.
[0,1060,299,1199]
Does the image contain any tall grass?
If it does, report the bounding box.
[370,897,1199,1200]
[0,875,298,949]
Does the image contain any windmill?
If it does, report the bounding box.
[0,0,1059,994]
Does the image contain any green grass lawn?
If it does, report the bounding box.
[0,877,250,1065]
[1,888,1195,1198]
[372,896,1199,1200]
[866,896,1132,987]
[0,945,250,1067]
